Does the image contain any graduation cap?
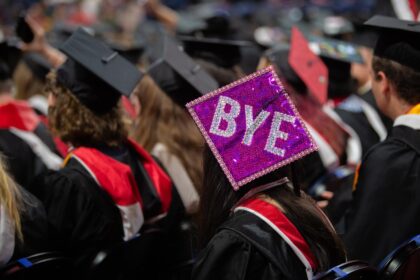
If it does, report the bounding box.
[308,36,361,98]
[264,43,307,93]
[0,40,22,81]
[179,36,253,68]
[289,27,328,104]
[364,15,420,72]
[176,7,233,38]
[146,34,218,106]
[186,66,318,190]
[57,28,143,114]
[22,53,52,82]
[321,16,354,39]
[107,41,144,65]
[308,35,364,64]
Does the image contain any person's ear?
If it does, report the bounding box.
[374,71,391,100]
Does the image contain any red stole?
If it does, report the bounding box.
[0,101,40,131]
[67,140,172,239]
[236,198,317,279]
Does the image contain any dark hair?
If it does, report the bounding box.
[46,71,128,147]
[199,146,346,271]
[372,56,420,105]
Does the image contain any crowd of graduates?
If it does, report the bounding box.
[0,0,420,279]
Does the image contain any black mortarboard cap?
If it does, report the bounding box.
[23,53,52,82]
[0,40,22,81]
[364,15,420,72]
[308,36,359,97]
[179,36,253,68]
[147,34,218,106]
[107,41,145,65]
[57,28,142,114]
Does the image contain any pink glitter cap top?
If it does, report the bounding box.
[186,66,318,191]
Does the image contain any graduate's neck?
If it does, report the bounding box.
[387,97,414,120]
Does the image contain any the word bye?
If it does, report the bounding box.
[209,95,296,157]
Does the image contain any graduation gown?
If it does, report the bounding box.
[333,94,387,156]
[344,114,420,266]
[30,139,190,274]
[0,101,62,188]
[193,198,318,280]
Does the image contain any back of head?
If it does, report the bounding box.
[366,15,420,105]
[46,71,128,148]
[199,145,346,270]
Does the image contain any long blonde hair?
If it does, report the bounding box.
[0,157,23,241]
[132,75,204,192]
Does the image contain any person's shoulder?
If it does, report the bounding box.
[362,135,408,163]
[30,158,98,199]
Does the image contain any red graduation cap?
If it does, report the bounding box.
[288,27,328,105]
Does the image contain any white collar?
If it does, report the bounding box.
[394,114,420,130]
[357,81,372,95]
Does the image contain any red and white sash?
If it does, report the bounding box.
[235,198,317,280]
[66,140,173,240]
[0,101,62,169]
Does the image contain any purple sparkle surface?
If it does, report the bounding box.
[187,67,317,190]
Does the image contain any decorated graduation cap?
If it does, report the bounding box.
[147,34,218,106]
[186,66,317,190]
[308,35,364,64]
[57,28,143,114]
[364,15,420,72]
[23,53,52,82]
[179,36,253,69]
[289,27,328,104]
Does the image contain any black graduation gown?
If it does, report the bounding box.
[344,124,420,266]
[192,211,312,280]
[30,142,191,277]
[0,100,62,190]
[0,122,61,189]
[11,187,49,260]
[30,157,124,264]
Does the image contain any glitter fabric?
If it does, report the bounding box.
[186,66,318,190]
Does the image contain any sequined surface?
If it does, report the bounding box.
[186,66,317,190]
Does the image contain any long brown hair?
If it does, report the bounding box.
[46,71,128,148]
[132,75,204,192]
[199,146,346,271]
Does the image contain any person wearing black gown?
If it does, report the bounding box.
[29,28,186,276]
[187,67,346,280]
[344,15,420,266]
[0,40,62,190]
